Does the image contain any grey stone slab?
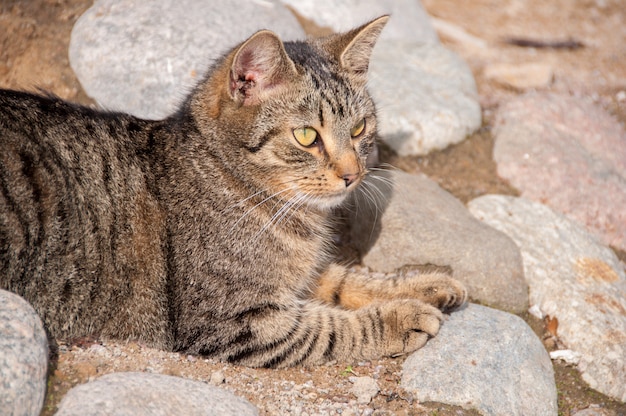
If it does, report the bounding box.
[469,195,626,402]
[0,290,48,416]
[69,0,305,119]
[350,170,528,313]
[402,303,557,416]
[279,0,439,44]
[55,372,259,416]
[493,92,626,252]
[369,40,482,156]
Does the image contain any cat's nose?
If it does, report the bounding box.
[342,173,358,187]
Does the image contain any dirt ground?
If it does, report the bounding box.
[1,0,625,415]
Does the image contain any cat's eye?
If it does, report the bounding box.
[293,127,318,147]
[350,119,366,138]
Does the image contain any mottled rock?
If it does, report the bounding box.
[0,290,48,416]
[349,170,528,313]
[369,40,482,156]
[402,303,557,416]
[468,195,626,402]
[493,92,626,251]
[349,376,379,405]
[209,370,225,386]
[279,0,438,44]
[69,0,305,119]
[55,372,258,416]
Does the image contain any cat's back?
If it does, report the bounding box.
[0,89,172,348]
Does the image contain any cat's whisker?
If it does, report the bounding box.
[253,192,309,241]
[369,162,399,172]
[355,180,389,241]
[362,177,389,203]
[227,187,293,235]
[229,177,304,209]
[279,192,312,228]
[359,182,383,218]
[365,171,395,187]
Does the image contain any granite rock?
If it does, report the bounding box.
[55,372,259,416]
[469,195,626,402]
[0,290,48,416]
[402,303,557,416]
[279,0,439,44]
[369,40,482,156]
[349,170,528,313]
[349,376,379,405]
[493,92,626,251]
[69,0,305,119]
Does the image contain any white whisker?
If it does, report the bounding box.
[227,187,293,235]
[253,192,309,240]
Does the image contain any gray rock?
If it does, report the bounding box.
[279,0,439,44]
[69,0,305,119]
[349,376,379,405]
[468,195,626,402]
[493,92,626,252]
[350,170,528,313]
[0,290,48,416]
[369,40,482,156]
[401,303,557,416]
[55,372,258,416]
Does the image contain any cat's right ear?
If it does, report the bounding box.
[229,31,298,106]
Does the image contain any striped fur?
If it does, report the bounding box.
[0,16,466,367]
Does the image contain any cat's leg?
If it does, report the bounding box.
[313,264,467,311]
[221,298,443,368]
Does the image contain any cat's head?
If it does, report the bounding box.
[191,16,388,211]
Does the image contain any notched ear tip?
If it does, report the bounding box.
[228,29,297,105]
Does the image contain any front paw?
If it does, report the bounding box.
[411,275,468,311]
[378,299,443,357]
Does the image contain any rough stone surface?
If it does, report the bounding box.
[493,92,626,251]
[402,303,557,416]
[369,40,482,156]
[468,195,626,402]
[349,376,379,405]
[0,290,48,416]
[279,0,439,44]
[55,372,259,416]
[69,0,305,119]
[349,170,528,313]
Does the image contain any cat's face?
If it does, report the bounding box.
[247,52,378,211]
[194,16,388,212]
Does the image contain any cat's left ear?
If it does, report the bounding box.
[326,15,389,75]
[229,30,298,106]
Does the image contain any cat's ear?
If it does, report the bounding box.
[325,15,389,75]
[229,30,298,106]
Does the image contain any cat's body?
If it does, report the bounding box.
[1,17,467,368]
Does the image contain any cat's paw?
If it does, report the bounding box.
[409,275,468,312]
[378,299,443,357]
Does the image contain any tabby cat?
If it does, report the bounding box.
[0,16,467,368]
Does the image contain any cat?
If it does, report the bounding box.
[0,16,467,368]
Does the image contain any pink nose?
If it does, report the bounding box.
[342,173,358,187]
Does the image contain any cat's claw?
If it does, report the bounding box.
[378,299,443,357]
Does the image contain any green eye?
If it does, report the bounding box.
[293,127,318,147]
[350,119,366,138]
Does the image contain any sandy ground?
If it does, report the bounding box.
[1,0,625,414]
